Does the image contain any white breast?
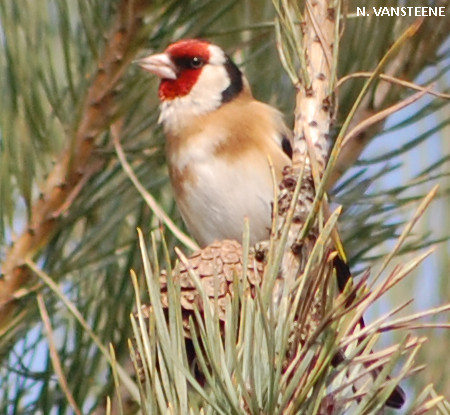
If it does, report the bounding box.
[162,88,291,248]
[171,145,275,247]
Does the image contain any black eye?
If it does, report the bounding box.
[173,56,205,70]
[190,56,204,69]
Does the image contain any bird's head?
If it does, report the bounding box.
[138,39,248,127]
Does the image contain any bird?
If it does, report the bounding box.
[137,39,292,247]
[137,39,405,409]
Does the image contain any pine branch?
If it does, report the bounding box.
[123,2,449,411]
[0,0,151,330]
[128,210,448,413]
[273,0,337,301]
[331,1,450,185]
[1,0,447,412]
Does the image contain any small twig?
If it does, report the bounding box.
[342,86,432,148]
[52,160,103,218]
[0,0,151,328]
[111,123,199,252]
[320,18,424,194]
[380,303,450,331]
[375,185,438,280]
[305,0,333,70]
[28,259,139,402]
[37,293,83,415]
[336,72,450,100]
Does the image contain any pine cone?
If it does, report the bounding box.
[133,239,327,381]
[133,239,266,384]
[161,239,264,336]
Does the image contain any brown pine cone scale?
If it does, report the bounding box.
[158,239,265,336]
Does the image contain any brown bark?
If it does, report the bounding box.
[277,0,337,297]
[0,0,152,328]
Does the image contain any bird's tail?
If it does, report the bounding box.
[333,256,406,409]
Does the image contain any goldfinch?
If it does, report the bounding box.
[138,39,292,247]
[138,39,405,409]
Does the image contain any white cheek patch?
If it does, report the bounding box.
[208,45,227,65]
[188,65,229,109]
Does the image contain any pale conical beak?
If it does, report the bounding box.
[136,53,177,80]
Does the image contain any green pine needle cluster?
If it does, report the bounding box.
[0,0,449,414]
